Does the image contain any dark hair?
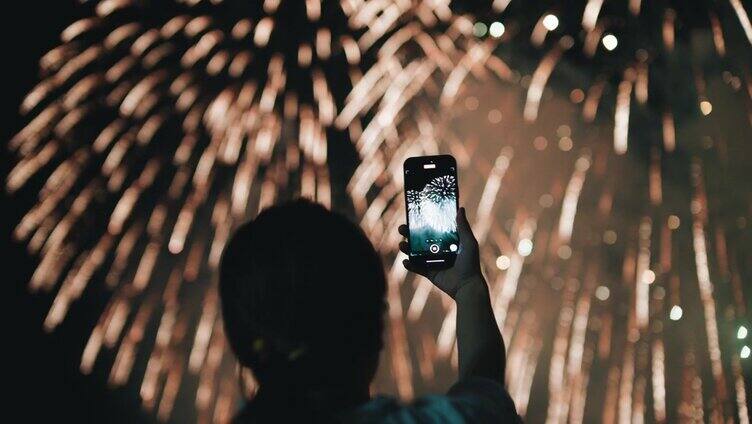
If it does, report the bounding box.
[219,199,386,389]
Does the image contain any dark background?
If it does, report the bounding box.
[3,2,152,422]
[4,2,750,422]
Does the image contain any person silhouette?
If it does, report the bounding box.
[220,199,520,422]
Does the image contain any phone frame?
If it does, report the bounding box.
[403,154,459,269]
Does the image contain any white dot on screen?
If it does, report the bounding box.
[557,245,572,259]
[558,137,573,151]
[539,193,554,208]
[602,34,618,51]
[517,239,533,256]
[738,325,748,339]
[642,270,656,284]
[534,136,548,151]
[488,109,502,124]
[496,255,511,270]
[668,215,680,230]
[473,22,488,37]
[542,14,559,31]
[489,22,505,38]
[556,125,571,138]
[595,286,610,301]
[669,305,683,321]
[700,100,713,116]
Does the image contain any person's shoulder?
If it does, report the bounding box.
[447,377,522,422]
[342,394,463,423]
[342,380,522,423]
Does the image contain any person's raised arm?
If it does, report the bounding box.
[399,208,505,384]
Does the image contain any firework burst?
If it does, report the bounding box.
[342,0,752,422]
[8,0,752,422]
[405,188,422,215]
[407,175,457,233]
[7,0,382,421]
[423,175,456,204]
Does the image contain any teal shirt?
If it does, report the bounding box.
[344,378,522,423]
[234,377,521,423]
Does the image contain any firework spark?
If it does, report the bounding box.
[407,175,457,233]
[8,0,383,420]
[341,1,751,423]
[7,0,752,423]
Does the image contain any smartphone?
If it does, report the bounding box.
[403,155,459,268]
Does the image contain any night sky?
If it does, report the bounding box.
[4,1,751,422]
[3,2,151,421]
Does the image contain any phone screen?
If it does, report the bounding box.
[404,155,459,266]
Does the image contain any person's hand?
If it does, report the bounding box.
[399,207,483,299]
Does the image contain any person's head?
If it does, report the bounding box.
[219,199,386,396]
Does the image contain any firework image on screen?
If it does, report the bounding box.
[406,173,458,255]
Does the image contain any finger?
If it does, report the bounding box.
[403,259,436,281]
[402,259,424,275]
[402,259,418,273]
[399,241,410,254]
[398,224,409,237]
[457,207,476,241]
[423,269,439,281]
